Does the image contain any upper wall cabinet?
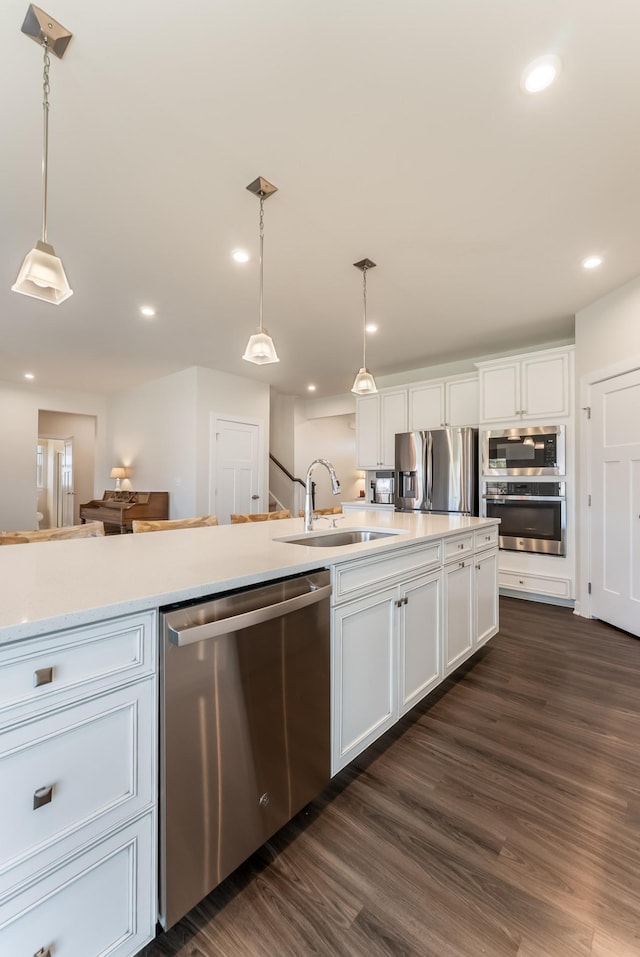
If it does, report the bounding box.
[356,391,407,470]
[409,374,478,430]
[476,347,573,423]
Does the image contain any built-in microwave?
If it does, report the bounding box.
[482,425,565,476]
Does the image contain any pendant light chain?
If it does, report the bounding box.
[259,195,265,333]
[41,36,51,243]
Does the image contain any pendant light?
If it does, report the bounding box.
[12,5,73,305]
[242,177,279,364]
[351,258,378,395]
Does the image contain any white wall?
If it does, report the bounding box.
[105,367,199,518]
[195,367,270,515]
[0,381,106,531]
[105,366,270,520]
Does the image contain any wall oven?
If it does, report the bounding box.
[482,425,565,476]
[482,481,566,556]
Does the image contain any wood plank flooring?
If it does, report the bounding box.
[143,598,640,957]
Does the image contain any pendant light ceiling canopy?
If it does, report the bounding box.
[12,4,73,305]
[242,176,279,365]
[351,258,378,395]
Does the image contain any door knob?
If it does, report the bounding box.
[251,495,259,500]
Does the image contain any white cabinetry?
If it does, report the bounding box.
[356,390,407,469]
[331,527,498,773]
[409,374,478,430]
[0,613,157,957]
[477,347,572,423]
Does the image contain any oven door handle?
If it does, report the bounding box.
[167,583,332,647]
[483,495,564,502]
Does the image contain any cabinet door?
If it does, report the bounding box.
[478,363,520,422]
[380,391,408,468]
[399,572,442,715]
[408,383,444,431]
[445,376,479,427]
[475,549,498,647]
[332,588,397,773]
[443,559,474,673]
[521,352,569,419]
[355,395,380,469]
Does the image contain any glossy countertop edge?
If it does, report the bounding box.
[0,511,498,644]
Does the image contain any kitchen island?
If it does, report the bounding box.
[0,510,498,957]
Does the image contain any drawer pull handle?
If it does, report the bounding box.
[459,561,465,568]
[33,667,53,688]
[34,949,52,957]
[476,563,481,570]
[33,785,53,810]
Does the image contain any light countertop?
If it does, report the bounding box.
[0,510,498,644]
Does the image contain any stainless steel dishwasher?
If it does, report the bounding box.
[158,569,331,930]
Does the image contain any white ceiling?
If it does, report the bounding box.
[2,0,640,398]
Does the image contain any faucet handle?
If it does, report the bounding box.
[329,516,345,529]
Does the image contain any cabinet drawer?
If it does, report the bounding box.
[0,681,154,892]
[333,541,441,602]
[474,526,499,551]
[0,814,155,957]
[0,612,155,724]
[499,571,570,599]
[443,534,473,563]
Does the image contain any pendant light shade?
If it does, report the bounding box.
[12,6,73,305]
[243,176,279,365]
[242,329,279,364]
[351,258,378,395]
[12,240,72,304]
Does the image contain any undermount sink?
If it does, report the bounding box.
[277,529,401,548]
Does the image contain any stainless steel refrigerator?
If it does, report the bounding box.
[394,428,478,515]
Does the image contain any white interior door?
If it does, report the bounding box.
[590,368,640,636]
[211,417,262,524]
[60,438,75,527]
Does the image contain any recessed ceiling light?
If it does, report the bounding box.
[521,54,561,94]
[232,249,250,263]
[24,372,34,380]
[140,305,156,317]
[307,384,317,392]
[365,323,377,333]
[582,255,603,270]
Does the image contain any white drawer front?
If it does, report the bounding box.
[443,534,473,563]
[0,814,155,957]
[499,571,570,599]
[0,613,155,723]
[474,526,499,551]
[333,542,441,602]
[0,681,154,891]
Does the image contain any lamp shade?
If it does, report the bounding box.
[12,240,73,304]
[351,368,378,395]
[242,329,279,365]
[110,468,126,480]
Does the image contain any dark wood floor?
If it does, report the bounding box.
[143,598,640,957]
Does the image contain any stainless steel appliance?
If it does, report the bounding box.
[482,424,565,476]
[159,569,332,930]
[482,481,566,555]
[394,427,478,515]
[372,474,394,504]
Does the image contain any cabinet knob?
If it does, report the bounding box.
[33,785,53,810]
[33,667,53,688]
[459,561,465,568]
[518,579,524,585]
[476,563,481,570]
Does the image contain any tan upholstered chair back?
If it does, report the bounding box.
[0,522,105,542]
[230,510,291,524]
[297,506,343,517]
[132,515,219,533]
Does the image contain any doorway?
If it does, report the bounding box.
[37,411,97,527]
[210,415,263,524]
[585,365,640,636]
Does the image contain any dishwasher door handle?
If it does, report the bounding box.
[167,582,332,647]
